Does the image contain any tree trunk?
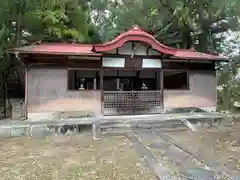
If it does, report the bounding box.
[181,29,192,49]
[2,82,6,118]
[1,66,12,119]
[198,31,209,53]
[15,12,22,46]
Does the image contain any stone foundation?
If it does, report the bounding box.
[28,111,97,121]
[10,98,24,120]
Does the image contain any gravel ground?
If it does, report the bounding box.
[138,131,212,179]
[136,126,240,179]
[0,134,157,180]
[167,126,240,176]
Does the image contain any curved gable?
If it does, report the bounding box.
[93,27,177,55]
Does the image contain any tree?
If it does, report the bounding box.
[24,0,91,43]
[90,0,239,53]
[217,35,240,111]
[0,0,98,118]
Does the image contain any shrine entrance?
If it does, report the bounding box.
[103,69,163,116]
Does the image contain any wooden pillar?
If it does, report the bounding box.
[74,69,77,89]
[93,78,97,90]
[117,70,120,90]
[100,68,104,114]
[24,66,28,119]
[160,68,164,108]
[116,78,120,90]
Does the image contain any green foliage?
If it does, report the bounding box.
[91,0,239,52]
[23,0,91,43]
[217,54,240,111]
[0,0,99,118]
[0,0,98,45]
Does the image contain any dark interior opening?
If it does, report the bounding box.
[163,71,189,90]
[103,70,161,91]
[67,69,100,90]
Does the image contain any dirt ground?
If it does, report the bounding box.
[2,123,240,180]
[0,134,157,180]
[168,125,240,176]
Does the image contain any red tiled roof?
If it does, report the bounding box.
[9,43,101,56]
[9,27,228,61]
[172,49,226,60]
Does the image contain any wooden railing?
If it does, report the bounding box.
[103,91,162,115]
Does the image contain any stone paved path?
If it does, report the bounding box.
[128,130,235,180]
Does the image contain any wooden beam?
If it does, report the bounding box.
[162,61,215,70]
[103,53,162,59]
[102,67,161,71]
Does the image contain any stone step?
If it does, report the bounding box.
[101,127,188,135]
[101,125,187,132]
[100,119,186,128]
[100,122,188,134]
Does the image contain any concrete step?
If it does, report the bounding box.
[101,127,188,135]
[100,119,186,129]
[100,120,188,134]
